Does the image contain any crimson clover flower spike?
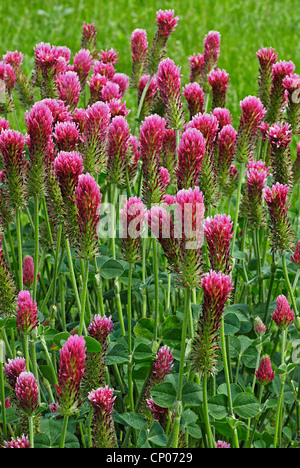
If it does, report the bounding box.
[0,61,16,93]
[140,114,167,207]
[157,58,184,131]
[120,197,148,263]
[23,256,38,289]
[54,150,84,201]
[207,68,230,109]
[265,60,295,124]
[87,73,108,105]
[266,122,293,187]
[201,31,221,91]
[83,315,114,396]
[0,236,17,316]
[271,295,295,329]
[191,270,233,376]
[204,214,233,274]
[81,22,98,58]
[182,82,205,119]
[130,29,148,87]
[56,70,81,110]
[176,127,206,190]
[152,345,174,382]
[73,49,93,88]
[107,115,131,186]
[291,240,300,268]
[188,53,205,84]
[4,434,31,448]
[108,98,130,119]
[15,371,39,416]
[74,173,102,260]
[216,441,231,449]
[3,50,34,109]
[101,81,121,103]
[146,9,179,74]
[254,317,266,338]
[112,73,130,97]
[88,386,117,448]
[235,95,266,164]
[83,101,111,174]
[0,129,26,209]
[146,398,169,427]
[56,334,86,416]
[215,124,237,186]
[40,98,71,125]
[16,290,39,335]
[283,74,300,133]
[264,182,294,252]
[98,48,119,66]
[25,100,53,196]
[240,159,270,228]
[213,108,233,130]
[256,47,278,109]
[0,117,10,132]
[93,60,115,80]
[255,356,275,385]
[3,357,27,390]
[53,121,79,152]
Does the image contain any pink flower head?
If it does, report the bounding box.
[254,317,266,337]
[155,9,179,37]
[291,240,300,268]
[271,295,295,328]
[73,49,92,87]
[255,356,275,385]
[257,47,278,69]
[88,315,114,346]
[186,112,219,152]
[272,60,295,83]
[75,173,102,259]
[189,53,205,83]
[216,124,237,183]
[15,371,39,415]
[112,73,129,96]
[240,95,266,132]
[264,182,294,251]
[130,29,148,85]
[3,50,24,68]
[213,108,233,129]
[84,101,111,173]
[53,121,79,152]
[282,73,300,94]
[246,159,270,191]
[0,61,16,92]
[207,68,230,108]
[163,194,175,206]
[148,206,179,271]
[87,73,108,104]
[203,31,221,67]
[204,214,233,273]
[175,186,205,246]
[93,60,115,80]
[176,127,206,190]
[72,107,87,135]
[54,150,84,200]
[138,74,158,110]
[3,357,27,389]
[159,167,170,188]
[267,122,292,149]
[88,385,116,415]
[108,98,130,118]
[23,256,37,289]
[56,334,86,415]
[152,346,174,382]
[101,81,121,102]
[146,398,169,425]
[157,57,182,105]
[56,71,81,109]
[243,160,270,227]
[0,117,10,132]
[82,22,97,48]
[182,82,205,118]
[16,290,39,335]
[40,98,71,124]
[266,60,296,123]
[4,434,31,449]
[107,116,130,184]
[216,440,231,449]
[99,48,119,66]
[192,270,233,375]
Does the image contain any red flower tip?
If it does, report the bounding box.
[153,345,174,381]
[5,434,31,449]
[15,371,39,415]
[213,108,233,129]
[155,9,179,37]
[16,290,39,335]
[53,121,80,152]
[271,295,295,328]
[56,71,81,109]
[266,122,292,148]
[255,356,275,385]
[3,357,27,389]
[88,385,116,415]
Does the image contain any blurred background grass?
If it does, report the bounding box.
[1,0,300,130]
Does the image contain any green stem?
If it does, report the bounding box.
[273,328,287,448]
[60,414,69,448]
[28,415,34,448]
[231,162,245,256]
[282,253,298,317]
[133,73,153,135]
[15,207,23,290]
[65,237,82,314]
[152,239,159,343]
[203,371,215,448]
[0,333,7,441]
[127,263,134,413]
[79,258,89,336]
[33,195,39,301]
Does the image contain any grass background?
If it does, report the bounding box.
[1,0,300,131]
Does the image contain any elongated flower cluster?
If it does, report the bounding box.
[265,60,295,124]
[256,47,278,109]
[16,290,39,335]
[3,50,34,109]
[120,197,147,263]
[4,434,31,448]
[241,159,270,228]
[188,53,205,83]
[73,49,93,88]
[191,270,233,375]
[53,121,80,152]
[235,96,266,163]
[130,29,148,87]
[15,371,39,416]
[266,122,293,186]
[0,236,16,316]
[264,183,294,251]
[204,214,233,273]
[56,71,81,110]
[271,295,295,328]
[215,124,237,186]
[88,386,117,448]
[255,356,275,385]
[157,58,184,130]
[283,73,300,133]
[182,82,205,119]
[254,317,266,337]
[176,128,206,190]
[74,173,102,259]
[23,256,37,289]
[56,334,86,415]
[82,315,114,396]
[81,23,98,58]
[0,129,26,209]
[107,116,131,185]
[207,68,230,109]
[3,357,27,391]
